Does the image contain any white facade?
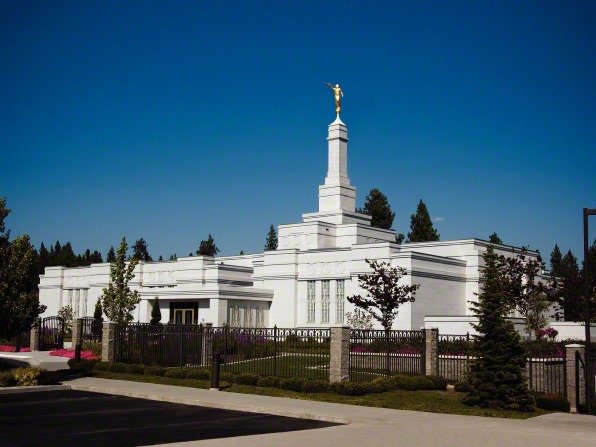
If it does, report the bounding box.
[38,115,550,334]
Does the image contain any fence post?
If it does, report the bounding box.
[102,322,116,363]
[566,344,585,413]
[30,318,41,351]
[72,318,80,350]
[424,328,438,376]
[273,325,278,377]
[201,323,212,367]
[73,318,83,362]
[330,325,350,383]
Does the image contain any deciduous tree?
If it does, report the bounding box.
[100,237,140,325]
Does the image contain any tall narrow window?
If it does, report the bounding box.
[307,281,316,323]
[335,280,345,323]
[82,289,88,317]
[68,290,73,309]
[256,307,265,328]
[244,307,253,328]
[230,306,241,327]
[321,280,330,323]
[74,289,80,318]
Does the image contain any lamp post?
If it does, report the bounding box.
[583,207,596,415]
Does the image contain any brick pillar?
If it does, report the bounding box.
[101,322,116,363]
[330,325,350,382]
[72,318,81,349]
[425,328,439,376]
[566,344,586,413]
[30,318,41,351]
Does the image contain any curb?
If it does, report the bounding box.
[0,385,72,394]
[69,383,360,424]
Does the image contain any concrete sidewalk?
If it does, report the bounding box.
[68,377,596,447]
[0,351,70,371]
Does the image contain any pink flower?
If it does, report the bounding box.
[0,345,31,352]
[49,349,100,360]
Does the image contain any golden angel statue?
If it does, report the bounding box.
[323,82,344,115]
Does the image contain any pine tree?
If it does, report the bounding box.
[550,244,562,275]
[158,255,163,261]
[106,246,116,263]
[38,242,50,274]
[196,234,219,257]
[264,225,278,251]
[131,238,152,261]
[407,200,440,242]
[549,249,583,321]
[488,232,503,245]
[150,296,162,325]
[462,245,534,411]
[91,300,103,339]
[169,254,177,261]
[358,188,395,229]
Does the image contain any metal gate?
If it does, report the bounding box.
[39,316,65,351]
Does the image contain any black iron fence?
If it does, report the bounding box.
[438,334,470,383]
[527,357,566,396]
[80,317,103,344]
[39,316,65,351]
[349,329,425,382]
[113,324,330,380]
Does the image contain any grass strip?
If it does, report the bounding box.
[91,372,549,419]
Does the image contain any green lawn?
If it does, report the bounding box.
[221,353,329,380]
[91,371,549,419]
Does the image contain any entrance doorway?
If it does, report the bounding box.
[174,309,195,325]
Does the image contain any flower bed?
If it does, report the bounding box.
[0,345,31,352]
[50,349,100,360]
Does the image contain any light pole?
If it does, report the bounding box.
[583,207,596,415]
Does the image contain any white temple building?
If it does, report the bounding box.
[38,115,547,335]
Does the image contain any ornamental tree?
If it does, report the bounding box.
[91,300,103,339]
[407,199,440,242]
[100,236,140,326]
[463,245,534,411]
[150,296,162,325]
[347,259,419,330]
[264,225,278,251]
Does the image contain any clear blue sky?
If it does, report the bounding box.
[1,1,595,264]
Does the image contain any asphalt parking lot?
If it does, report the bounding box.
[0,390,340,447]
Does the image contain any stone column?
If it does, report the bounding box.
[566,344,586,413]
[30,318,41,351]
[330,325,350,382]
[101,322,116,363]
[424,328,439,376]
[201,323,213,367]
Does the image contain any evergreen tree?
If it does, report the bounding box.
[91,300,103,339]
[55,242,77,267]
[488,232,503,245]
[106,246,116,263]
[131,238,152,261]
[358,188,395,229]
[549,249,583,321]
[90,250,103,263]
[196,234,219,257]
[396,233,405,244]
[38,242,50,274]
[150,296,162,325]
[158,255,163,261]
[169,254,177,261]
[463,246,534,411]
[239,250,245,255]
[550,244,563,275]
[264,225,278,251]
[100,237,140,326]
[407,200,440,242]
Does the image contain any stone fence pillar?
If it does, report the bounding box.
[201,323,213,367]
[424,328,439,376]
[101,322,116,363]
[330,325,350,383]
[72,318,82,350]
[30,318,41,351]
[566,344,586,413]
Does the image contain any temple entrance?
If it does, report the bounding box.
[174,308,195,325]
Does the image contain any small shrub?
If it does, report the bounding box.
[186,369,210,380]
[426,375,448,391]
[68,359,97,373]
[220,372,236,383]
[144,366,166,377]
[329,381,372,396]
[0,371,16,387]
[92,362,110,372]
[535,394,570,412]
[235,373,260,386]
[370,377,394,393]
[390,375,419,391]
[454,380,471,393]
[164,369,188,379]
[257,376,281,388]
[125,364,145,375]
[415,376,436,390]
[279,377,305,392]
[108,363,127,373]
[301,380,329,393]
[14,367,41,386]
[38,370,59,385]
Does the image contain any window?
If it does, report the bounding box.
[321,280,330,323]
[82,289,88,317]
[230,306,241,327]
[244,307,253,328]
[256,307,265,328]
[335,280,345,323]
[74,290,80,318]
[307,281,316,323]
[67,290,73,309]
